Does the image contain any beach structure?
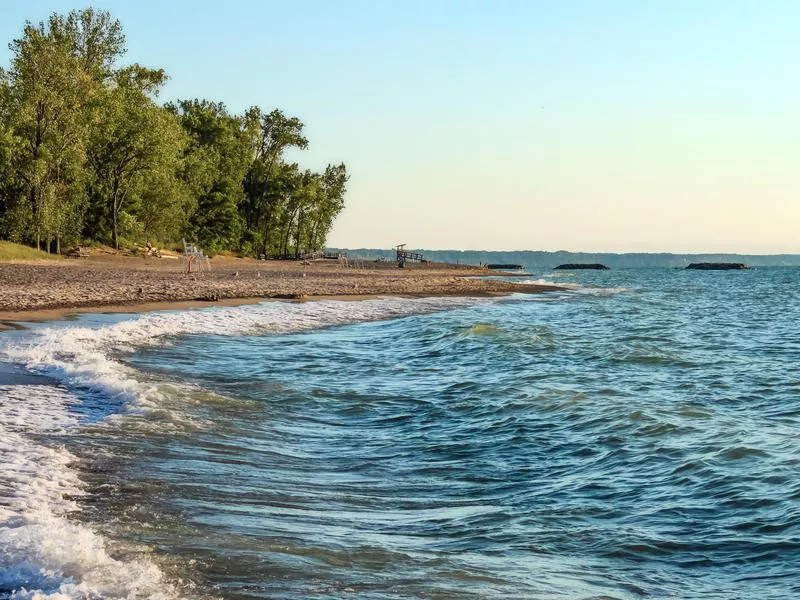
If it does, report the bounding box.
[182,239,211,274]
[395,244,424,267]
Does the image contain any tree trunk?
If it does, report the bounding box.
[280,213,294,258]
[260,209,272,258]
[29,187,40,251]
[113,207,118,249]
[294,210,305,259]
[309,217,322,253]
[112,178,120,249]
[31,103,44,251]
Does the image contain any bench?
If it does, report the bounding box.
[65,248,89,259]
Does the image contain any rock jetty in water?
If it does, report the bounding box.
[686,263,749,270]
[554,263,609,270]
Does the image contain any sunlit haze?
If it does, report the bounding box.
[3,0,798,252]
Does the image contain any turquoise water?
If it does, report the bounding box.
[2,268,799,599]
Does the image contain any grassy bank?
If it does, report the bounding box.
[0,241,62,261]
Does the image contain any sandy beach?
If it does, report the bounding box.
[0,253,559,326]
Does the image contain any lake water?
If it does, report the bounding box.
[2,267,799,599]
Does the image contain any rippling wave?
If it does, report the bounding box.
[2,268,800,599]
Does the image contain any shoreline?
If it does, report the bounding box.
[0,291,517,330]
[0,255,562,330]
[0,296,287,329]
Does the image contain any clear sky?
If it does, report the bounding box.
[3,1,799,252]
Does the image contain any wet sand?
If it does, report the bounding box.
[0,254,559,328]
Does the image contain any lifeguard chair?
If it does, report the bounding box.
[182,239,211,274]
[394,244,423,267]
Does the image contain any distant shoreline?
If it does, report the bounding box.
[328,248,800,269]
[0,255,561,330]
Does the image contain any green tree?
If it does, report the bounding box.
[277,163,347,257]
[242,107,308,256]
[306,162,348,252]
[2,15,89,249]
[54,7,125,79]
[0,8,348,256]
[0,69,17,229]
[273,166,310,257]
[86,66,187,248]
[170,99,251,253]
[0,9,126,251]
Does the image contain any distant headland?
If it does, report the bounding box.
[329,249,800,269]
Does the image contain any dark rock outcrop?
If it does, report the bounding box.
[554,263,609,270]
[686,263,749,270]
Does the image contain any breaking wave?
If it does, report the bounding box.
[0,384,176,599]
[2,297,498,417]
[0,296,504,598]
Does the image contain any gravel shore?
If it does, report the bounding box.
[0,254,560,324]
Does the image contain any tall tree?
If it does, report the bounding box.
[3,17,85,249]
[306,162,348,252]
[170,99,251,253]
[86,66,187,248]
[242,108,308,256]
[0,69,16,225]
[53,7,125,79]
[0,9,348,256]
[280,163,347,257]
[0,9,125,250]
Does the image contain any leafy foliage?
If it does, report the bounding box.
[0,8,347,256]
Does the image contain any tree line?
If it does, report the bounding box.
[0,8,347,257]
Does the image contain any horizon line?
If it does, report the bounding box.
[327,247,800,256]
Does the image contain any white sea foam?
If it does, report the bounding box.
[519,278,580,288]
[2,297,496,417]
[572,286,632,296]
[518,279,630,296]
[0,297,504,597]
[0,295,546,598]
[540,271,577,278]
[0,385,175,599]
